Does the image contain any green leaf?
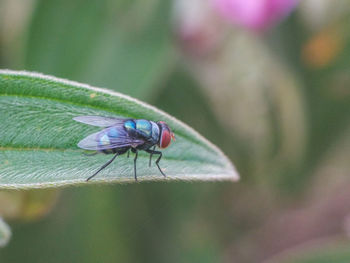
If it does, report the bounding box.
[24,0,175,100]
[0,70,238,189]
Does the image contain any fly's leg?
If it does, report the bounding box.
[86,153,118,182]
[146,149,166,178]
[155,152,166,178]
[133,150,138,181]
[127,149,130,158]
[148,146,156,167]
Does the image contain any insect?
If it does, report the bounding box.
[74,115,175,181]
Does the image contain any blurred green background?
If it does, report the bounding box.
[1,0,350,262]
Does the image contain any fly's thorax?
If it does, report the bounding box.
[124,119,159,145]
[135,119,152,136]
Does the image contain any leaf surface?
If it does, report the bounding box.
[0,70,239,188]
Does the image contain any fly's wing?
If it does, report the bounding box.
[77,126,145,151]
[73,116,128,127]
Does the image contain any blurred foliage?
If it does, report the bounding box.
[0,217,11,247]
[0,190,58,221]
[267,239,350,263]
[270,12,350,192]
[23,0,175,100]
[1,0,350,262]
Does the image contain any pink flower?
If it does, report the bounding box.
[213,0,298,31]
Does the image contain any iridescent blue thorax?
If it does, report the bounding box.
[124,119,160,145]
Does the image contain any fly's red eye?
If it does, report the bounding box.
[160,130,171,148]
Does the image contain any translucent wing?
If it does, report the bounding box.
[77,126,145,151]
[73,115,128,127]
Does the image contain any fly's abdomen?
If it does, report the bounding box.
[97,133,110,147]
[107,127,120,138]
[97,127,120,146]
[96,131,113,153]
[96,127,129,154]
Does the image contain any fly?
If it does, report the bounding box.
[73,116,175,181]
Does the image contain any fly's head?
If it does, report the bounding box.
[157,121,175,149]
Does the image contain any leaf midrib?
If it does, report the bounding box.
[0,147,223,165]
